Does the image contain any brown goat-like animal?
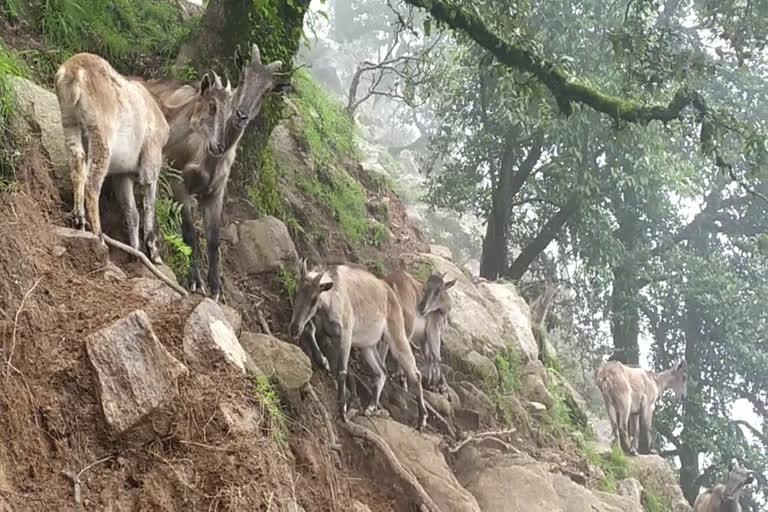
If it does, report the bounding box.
[128,44,285,301]
[379,271,455,393]
[54,53,169,261]
[596,359,688,455]
[693,459,755,512]
[288,260,428,430]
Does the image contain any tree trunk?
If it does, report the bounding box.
[479,208,507,279]
[505,193,580,280]
[609,264,641,365]
[346,65,364,116]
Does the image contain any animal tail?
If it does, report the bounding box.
[53,64,83,110]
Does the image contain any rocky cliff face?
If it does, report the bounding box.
[0,67,692,512]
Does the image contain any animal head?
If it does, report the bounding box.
[190,70,232,158]
[230,43,287,131]
[724,458,755,500]
[669,359,689,400]
[288,258,334,340]
[417,272,456,316]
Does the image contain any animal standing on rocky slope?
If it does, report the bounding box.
[693,459,755,512]
[379,271,455,393]
[288,259,428,430]
[596,359,688,456]
[129,44,286,301]
[54,53,170,262]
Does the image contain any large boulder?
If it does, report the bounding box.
[9,77,69,199]
[429,244,453,261]
[240,332,312,391]
[229,217,299,274]
[183,299,254,373]
[130,277,182,305]
[86,310,188,432]
[477,280,538,362]
[53,226,109,272]
[628,456,692,512]
[352,417,481,512]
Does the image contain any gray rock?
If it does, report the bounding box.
[53,226,109,270]
[183,299,254,373]
[86,310,187,432]
[130,277,182,305]
[240,332,312,391]
[429,244,453,261]
[219,399,262,434]
[477,281,539,362]
[124,261,179,284]
[454,381,496,427]
[352,417,481,512]
[629,456,692,512]
[230,217,299,274]
[617,478,644,504]
[464,350,498,382]
[220,305,243,336]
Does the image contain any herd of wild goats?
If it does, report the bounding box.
[51,48,755,508]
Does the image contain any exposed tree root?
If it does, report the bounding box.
[448,428,519,455]
[101,234,189,297]
[342,421,442,512]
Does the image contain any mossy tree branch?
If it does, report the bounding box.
[403,0,768,203]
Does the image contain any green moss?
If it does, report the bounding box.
[247,146,284,217]
[583,443,631,493]
[293,69,359,166]
[369,222,391,248]
[495,345,522,394]
[38,0,191,73]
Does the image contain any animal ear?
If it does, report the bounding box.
[444,279,456,289]
[266,60,283,73]
[200,73,213,95]
[234,46,246,73]
[318,281,334,293]
[678,360,687,370]
[299,258,308,277]
[729,458,739,471]
[251,43,262,64]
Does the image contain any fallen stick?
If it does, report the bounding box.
[101,234,188,297]
[448,428,517,454]
[61,455,113,511]
[342,421,442,512]
[5,277,42,381]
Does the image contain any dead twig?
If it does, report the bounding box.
[61,455,114,511]
[307,385,340,451]
[257,310,272,335]
[424,401,456,439]
[5,277,42,381]
[342,421,441,512]
[448,428,518,454]
[101,234,188,297]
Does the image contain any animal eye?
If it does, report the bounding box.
[208,103,217,115]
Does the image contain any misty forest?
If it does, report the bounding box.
[0,0,766,511]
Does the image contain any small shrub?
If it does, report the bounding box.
[278,266,297,304]
[584,443,631,493]
[366,260,388,279]
[409,261,436,282]
[0,44,25,182]
[495,345,522,394]
[249,375,289,451]
[155,197,192,280]
[642,489,670,512]
[369,222,390,248]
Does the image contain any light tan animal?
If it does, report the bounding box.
[128,44,285,301]
[54,53,170,262]
[379,270,455,393]
[596,359,688,455]
[288,260,428,430]
[529,280,559,329]
[693,459,755,512]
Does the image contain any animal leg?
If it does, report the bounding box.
[379,337,407,392]
[173,180,204,294]
[84,131,111,237]
[334,324,352,422]
[201,188,224,301]
[616,401,637,456]
[360,346,387,416]
[386,312,428,430]
[61,118,88,230]
[137,145,163,264]
[629,414,640,453]
[112,175,140,251]
[303,321,330,372]
[638,408,655,455]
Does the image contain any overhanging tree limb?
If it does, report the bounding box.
[402,0,768,204]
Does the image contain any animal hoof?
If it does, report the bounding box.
[320,356,330,373]
[363,405,376,417]
[374,408,390,418]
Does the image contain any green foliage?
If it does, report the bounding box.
[247,146,284,218]
[249,375,289,451]
[495,345,522,394]
[369,222,390,248]
[155,197,192,280]
[409,261,436,282]
[39,0,190,72]
[365,259,388,279]
[583,443,631,494]
[293,69,359,166]
[642,490,669,512]
[278,266,297,304]
[0,43,24,184]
